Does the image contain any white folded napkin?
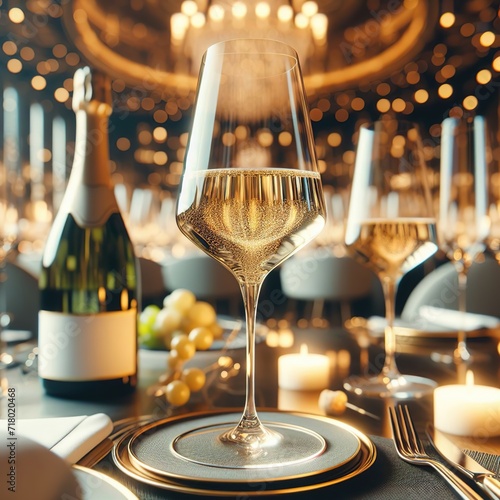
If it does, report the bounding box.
[12,413,113,464]
[418,306,500,331]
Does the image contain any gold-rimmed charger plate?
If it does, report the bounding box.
[112,410,376,496]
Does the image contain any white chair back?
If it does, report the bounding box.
[162,253,240,300]
[280,252,374,301]
[401,256,500,320]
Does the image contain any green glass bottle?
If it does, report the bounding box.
[38,67,139,398]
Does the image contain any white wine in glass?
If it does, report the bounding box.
[344,119,438,398]
[176,39,326,468]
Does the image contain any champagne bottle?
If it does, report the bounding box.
[38,66,139,398]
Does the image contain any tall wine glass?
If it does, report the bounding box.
[344,119,438,398]
[486,122,500,262]
[0,160,20,396]
[176,39,326,467]
[438,116,489,364]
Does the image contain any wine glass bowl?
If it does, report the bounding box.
[176,39,326,467]
[343,118,438,398]
[438,116,490,363]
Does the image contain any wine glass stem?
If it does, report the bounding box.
[381,276,399,377]
[219,280,282,448]
[455,268,471,363]
[241,282,260,424]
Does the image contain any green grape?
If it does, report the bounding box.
[138,305,160,337]
[138,332,164,349]
[139,304,160,327]
[138,304,163,348]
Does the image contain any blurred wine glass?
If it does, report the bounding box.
[0,165,19,263]
[0,161,20,395]
[438,116,490,363]
[314,186,347,253]
[487,126,500,266]
[344,118,438,398]
[115,184,190,261]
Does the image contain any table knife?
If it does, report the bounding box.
[427,423,500,500]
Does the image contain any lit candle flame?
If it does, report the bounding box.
[300,344,308,355]
[465,369,474,386]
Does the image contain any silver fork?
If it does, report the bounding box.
[389,405,483,500]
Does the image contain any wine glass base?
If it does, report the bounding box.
[343,373,437,399]
[172,421,326,469]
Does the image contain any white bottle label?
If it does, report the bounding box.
[38,309,137,381]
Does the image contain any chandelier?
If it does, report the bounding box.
[170,1,328,73]
[61,0,438,97]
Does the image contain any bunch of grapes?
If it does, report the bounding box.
[139,289,224,406]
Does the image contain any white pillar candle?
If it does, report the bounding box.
[434,371,500,437]
[278,344,330,391]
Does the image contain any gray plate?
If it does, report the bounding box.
[112,410,376,496]
[124,410,365,484]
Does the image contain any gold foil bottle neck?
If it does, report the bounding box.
[72,66,112,115]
